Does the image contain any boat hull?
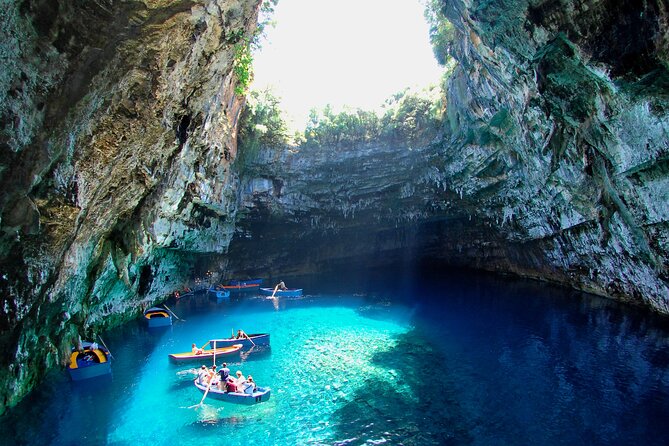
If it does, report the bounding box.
[144,308,172,327]
[68,362,112,381]
[259,288,303,297]
[168,344,243,362]
[228,278,263,286]
[221,283,261,292]
[67,342,112,381]
[213,334,270,348]
[207,287,231,299]
[194,380,271,404]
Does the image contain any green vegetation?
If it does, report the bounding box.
[423,0,456,65]
[232,0,278,96]
[236,88,291,168]
[238,85,445,163]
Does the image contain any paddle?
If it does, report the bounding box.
[270,284,279,299]
[97,335,115,360]
[163,304,184,322]
[191,341,217,409]
[243,331,256,347]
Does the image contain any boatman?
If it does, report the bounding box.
[277,280,287,291]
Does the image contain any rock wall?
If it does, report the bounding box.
[231,0,669,314]
[0,0,261,414]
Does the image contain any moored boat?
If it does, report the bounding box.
[259,287,303,297]
[143,307,172,327]
[222,278,263,292]
[168,341,243,361]
[193,380,271,404]
[229,278,263,286]
[214,333,270,348]
[67,341,112,381]
[207,285,231,299]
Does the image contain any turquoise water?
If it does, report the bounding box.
[2,269,669,445]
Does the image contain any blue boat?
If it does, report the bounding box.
[67,341,112,381]
[259,287,303,297]
[143,307,172,327]
[228,278,263,286]
[207,285,231,299]
[193,380,271,404]
[211,333,270,348]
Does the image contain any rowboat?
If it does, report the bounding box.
[193,380,271,404]
[259,287,303,297]
[143,307,172,327]
[221,278,263,292]
[207,286,231,299]
[214,333,270,348]
[168,341,243,361]
[229,278,263,286]
[67,341,112,381]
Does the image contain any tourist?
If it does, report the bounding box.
[191,343,203,355]
[234,370,246,388]
[89,341,99,351]
[236,329,247,339]
[277,280,287,290]
[210,365,220,387]
[218,362,230,390]
[242,375,256,394]
[197,365,208,385]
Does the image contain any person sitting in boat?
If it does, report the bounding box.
[241,375,256,394]
[277,280,287,291]
[90,341,99,351]
[210,365,220,386]
[197,365,209,385]
[234,370,246,389]
[191,343,203,355]
[235,329,247,339]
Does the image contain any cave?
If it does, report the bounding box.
[0,0,668,441]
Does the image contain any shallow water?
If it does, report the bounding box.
[2,269,669,445]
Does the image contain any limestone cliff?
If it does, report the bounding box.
[0,0,260,414]
[232,0,669,313]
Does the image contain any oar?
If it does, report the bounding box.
[97,335,115,360]
[270,284,279,299]
[190,373,214,409]
[243,331,256,347]
[163,304,184,322]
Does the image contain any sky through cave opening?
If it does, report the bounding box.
[252,0,444,131]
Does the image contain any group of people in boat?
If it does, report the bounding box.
[197,362,256,394]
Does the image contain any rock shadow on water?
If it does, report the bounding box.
[329,329,475,445]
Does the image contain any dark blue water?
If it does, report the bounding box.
[1,268,669,445]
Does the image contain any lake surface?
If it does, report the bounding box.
[2,268,669,445]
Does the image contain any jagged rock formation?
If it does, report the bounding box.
[232,0,669,313]
[0,0,261,414]
[1,0,668,416]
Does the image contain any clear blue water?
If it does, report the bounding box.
[2,268,669,445]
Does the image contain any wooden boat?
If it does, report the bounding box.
[143,307,172,327]
[259,287,303,297]
[214,333,270,348]
[221,278,263,292]
[207,285,231,299]
[168,341,243,361]
[67,341,112,381]
[193,380,271,404]
[229,278,263,286]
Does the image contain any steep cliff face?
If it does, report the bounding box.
[232,0,669,312]
[0,0,260,414]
